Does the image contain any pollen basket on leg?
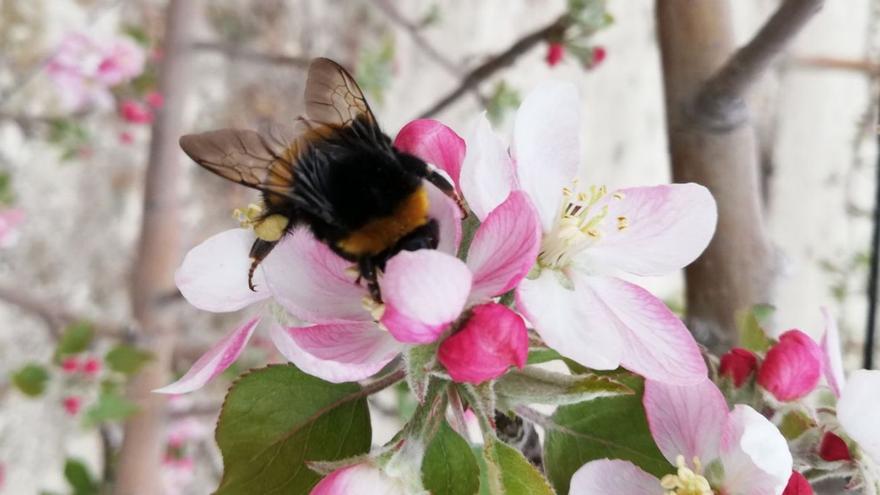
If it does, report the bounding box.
[538,182,627,269]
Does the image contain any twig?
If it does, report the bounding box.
[370,0,460,77]
[0,284,125,339]
[417,13,571,119]
[190,41,310,68]
[693,0,825,130]
[792,56,880,75]
[865,89,880,369]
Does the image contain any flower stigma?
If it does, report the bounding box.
[537,182,627,270]
[660,455,713,495]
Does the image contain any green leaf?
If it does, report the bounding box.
[526,348,564,365]
[0,171,16,205]
[495,367,633,407]
[55,322,94,358]
[779,410,816,440]
[64,458,98,495]
[486,81,521,126]
[215,365,372,494]
[483,438,554,495]
[83,391,139,426]
[737,304,774,352]
[11,363,49,397]
[543,375,670,494]
[422,421,480,495]
[105,345,153,375]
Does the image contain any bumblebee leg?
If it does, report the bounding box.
[248,239,278,291]
[358,257,382,302]
[403,158,468,217]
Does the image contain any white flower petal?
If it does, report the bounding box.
[459,112,517,221]
[720,405,793,495]
[838,369,880,464]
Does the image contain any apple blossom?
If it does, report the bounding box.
[757,330,823,401]
[782,471,813,495]
[818,431,852,462]
[570,378,792,495]
[311,463,421,495]
[63,396,82,416]
[61,356,79,373]
[719,347,758,387]
[546,42,565,66]
[459,81,715,385]
[119,100,154,124]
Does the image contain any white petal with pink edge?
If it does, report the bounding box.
[175,228,270,312]
[310,463,409,495]
[425,182,462,255]
[380,250,472,344]
[154,316,261,394]
[569,459,663,495]
[511,81,581,232]
[643,379,728,465]
[269,322,404,384]
[820,307,846,398]
[262,229,369,323]
[466,191,541,304]
[517,269,623,371]
[459,112,517,220]
[578,275,707,385]
[719,405,793,495]
[394,119,465,189]
[580,184,717,277]
[838,369,880,464]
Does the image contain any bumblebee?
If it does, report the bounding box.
[179,58,462,301]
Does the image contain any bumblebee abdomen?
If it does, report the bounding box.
[336,186,429,256]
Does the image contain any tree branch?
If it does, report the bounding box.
[693,0,825,130]
[370,0,461,77]
[0,284,126,339]
[190,41,310,68]
[417,13,571,119]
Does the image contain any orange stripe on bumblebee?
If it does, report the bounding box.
[336,187,430,256]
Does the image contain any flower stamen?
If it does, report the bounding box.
[659,455,713,495]
[538,181,613,270]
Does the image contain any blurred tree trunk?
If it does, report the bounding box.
[113,0,195,493]
[656,0,823,353]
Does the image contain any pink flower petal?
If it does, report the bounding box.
[582,184,717,276]
[516,270,623,371]
[643,379,729,465]
[262,229,369,323]
[511,82,581,232]
[720,405,793,495]
[175,228,270,312]
[838,370,880,464]
[311,464,408,495]
[269,322,404,383]
[380,250,472,344]
[757,329,823,402]
[569,459,662,495]
[438,303,528,384]
[820,307,845,397]
[426,181,462,255]
[394,119,465,189]
[459,113,517,220]
[580,275,707,385]
[0,208,24,247]
[466,191,541,303]
[154,316,260,394]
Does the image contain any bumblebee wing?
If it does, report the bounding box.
[179,127,303,198]
[305,57,377,129]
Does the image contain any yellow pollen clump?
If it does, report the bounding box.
[233,203,264,227]
[660,456,713,495]
[254,214,290,242]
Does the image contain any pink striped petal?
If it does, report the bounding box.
[720,405,793,495]
[380,250,472,344]
[580,275,707,385]
[394,119,465,189]
[311,464,408,495]
[175,228,270,312]
[643,379,729,465]
[516,269,624,371]
[154,316,260,394]
[838,370,880,464]
[426,181,462,255]
[757,330,823,402]
[511,82,581,232]
[569,459,662,495]
[269,322,404,383]
[438,303,528,384]
[466,191,541,304]
[262,229,369,323]
[581,184,717,276]
[459,113,517,220]
[820,307,845,397]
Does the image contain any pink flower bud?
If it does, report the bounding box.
[119,100,153,124]
[591,46,607,67]
[311,463,409,495]
[719,347,758,387]
[82,357,101,376]
[818,431,852,462]
[63,396,82,416]
[61,356,80,373]
[145,91,164,109]
[757,330,824,401]
[438,303,528,384]
[119,131,135,144]
[545,42,565,67]
[782,471,813,495]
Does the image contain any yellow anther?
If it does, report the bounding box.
[660,456,713,495]
[613,191,625,200]
[254,214,289,242]
[585,228,601,239]
[362,296,386,321]
[617,215,629,231]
